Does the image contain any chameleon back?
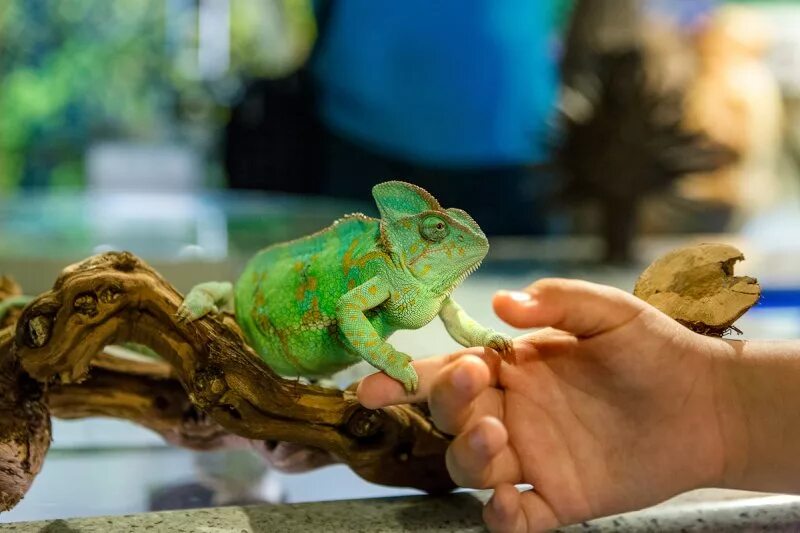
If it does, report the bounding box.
[234,215,389,377]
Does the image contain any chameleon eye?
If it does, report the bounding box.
[420,216,449,242]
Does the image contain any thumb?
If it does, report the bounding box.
[492,278,646,338]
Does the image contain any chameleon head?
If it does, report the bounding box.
[373,181,489,296]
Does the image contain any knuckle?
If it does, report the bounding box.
[527,277,570,298]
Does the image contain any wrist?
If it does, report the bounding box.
[710,339,800,493]
[708,339,751,490]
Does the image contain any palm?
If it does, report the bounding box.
[495,310,725,524]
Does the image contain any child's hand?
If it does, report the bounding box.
[358,279,735,532]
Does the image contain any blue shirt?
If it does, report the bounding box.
[310,0,557,167]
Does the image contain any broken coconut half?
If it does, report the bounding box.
[633,243,761,336]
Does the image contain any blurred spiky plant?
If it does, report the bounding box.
[554,0,736,263]
[0,0,316,193]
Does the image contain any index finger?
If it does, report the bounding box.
[356,348,501,409]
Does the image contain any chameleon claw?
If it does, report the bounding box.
[485,331,516,365]
[175,304,200,323]
[402,368,419,394]
[500,344,516,365]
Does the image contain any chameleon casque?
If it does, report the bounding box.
[177,181,513,392]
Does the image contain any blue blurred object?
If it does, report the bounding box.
[310,0,557,167]
[757,289,800,309]
[645,0,719,30]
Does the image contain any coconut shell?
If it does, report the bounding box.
[633,243,760,335]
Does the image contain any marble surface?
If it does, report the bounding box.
[4,490,800,532]
[0,492,489,532]
[561,492,800,532]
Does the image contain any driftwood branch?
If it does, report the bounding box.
[0,244,761,512]
[2,252,452,512]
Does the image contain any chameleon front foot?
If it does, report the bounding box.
[483,330,516,364]
[383,353,419,394]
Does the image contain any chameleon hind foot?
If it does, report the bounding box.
[176,281,233,322]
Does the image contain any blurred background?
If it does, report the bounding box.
[3,0,800,523]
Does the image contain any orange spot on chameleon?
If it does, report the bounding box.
[356,250,392,269]
[342,238,360,277]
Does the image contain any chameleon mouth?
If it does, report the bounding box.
[436,258,483,296]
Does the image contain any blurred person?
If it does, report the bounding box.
[308,0,558,235]
[556,0,736,261]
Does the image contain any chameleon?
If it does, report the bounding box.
[185,181,513,392]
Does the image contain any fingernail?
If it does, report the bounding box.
[506,290,532,303]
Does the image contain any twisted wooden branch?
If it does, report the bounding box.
[5,252,452,512]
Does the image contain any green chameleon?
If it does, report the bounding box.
[177,181,513,392]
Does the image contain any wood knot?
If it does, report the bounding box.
[193,366,227,407]
[347,408,384,438]
[99,284,123,304]
[107,251,138,272]
[22,315,52,348]
[73,293,98,317]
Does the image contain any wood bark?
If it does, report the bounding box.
[0,244,761,511]
[0,278,50,511]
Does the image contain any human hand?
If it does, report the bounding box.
[358,279,735,531]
